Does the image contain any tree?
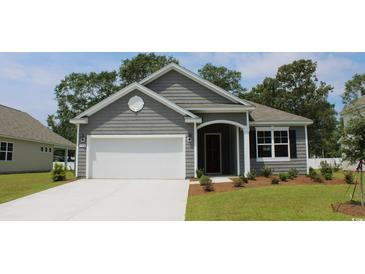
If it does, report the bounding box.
[198,63,245,94]
[47,71,120,142]
[341,112,365,206]
[119,53,179,86]
[342,74,365,105]
[242,59,338,157]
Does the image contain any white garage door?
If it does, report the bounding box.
[87,135,185,179]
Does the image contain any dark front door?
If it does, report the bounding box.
[205,133,221,174]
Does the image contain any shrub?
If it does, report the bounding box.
[320,161,332,176]
[247,170,256,180]
[261,166,273,177]
[344,171,354,184]
[51,163,67,182]
[288,168,299,179]
[308,167,317,179]
[199,175,211,186]
[271,177,280,184]
[233,179,243,188]
[202,180,214,192]
[279,172,288,182]
[196,168,204,179]
[313,173,323,183]
[239,174,248,184]
[323,172,333,180]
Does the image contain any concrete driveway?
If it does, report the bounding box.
[0,179,189,221]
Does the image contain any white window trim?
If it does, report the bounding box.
[0,141,14,162]
[255,127,290,162]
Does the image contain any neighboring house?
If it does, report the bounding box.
[0,105,75,174]
[70,64,312,179]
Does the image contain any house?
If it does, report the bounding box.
[70,63,312,179]
[0,105,75,174]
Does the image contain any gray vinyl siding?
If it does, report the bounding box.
[146,70,233,105]
[250,126,307,174]
[77,89,194,178]
[239,130,245,175]
[200,113,247,127]
[0,136,53,174]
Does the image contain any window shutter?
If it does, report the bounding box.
[289,130,297,159]
[249,130,256,158]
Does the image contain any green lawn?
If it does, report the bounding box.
[186,184,359,221]
[0,171,75,204]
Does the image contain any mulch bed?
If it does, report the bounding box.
[332,201,365,217]
[189,175,345,197]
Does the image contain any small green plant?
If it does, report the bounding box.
[271,177,280,184]
[199,175,211,186]
[247,170,256,180]
[344,171,354,184]
[279,172,288,182]
[312,173,323,183]
[261,166,273,177]
[196,168,204,179]
[323,172,333,180]
[202,180,214,192]
[288,168,299,179]
[320,161,332,177]
[233,179,243,188]
[239,174,248,184]
[51,163,67,182]
[308,167,317,179]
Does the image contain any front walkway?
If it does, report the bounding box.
[0,179,189,221]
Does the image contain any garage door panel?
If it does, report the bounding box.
[88,136,185,179]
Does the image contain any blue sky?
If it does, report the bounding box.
[1,52,365,125]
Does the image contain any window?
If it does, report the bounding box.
[256,128,290,161]
[49,148,52,153]
[0,141,14,161]
[41,146,43,152]
[45,147,48,152]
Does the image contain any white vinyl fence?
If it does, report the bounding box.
[307,158,342,169]
[53,161,75,171]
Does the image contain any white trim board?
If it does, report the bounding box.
[71,83,199,122]
[139,63,253,106]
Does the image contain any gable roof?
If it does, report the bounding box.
[342,95,365,114]
[139,63,253,106]
[71,83,200,122]
[0,105,75,148]
[248,101,313,125]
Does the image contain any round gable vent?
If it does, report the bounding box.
[128,96,144,112]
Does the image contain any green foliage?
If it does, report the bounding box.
[271,177,280,184]
[239,174,249,184]
[199,175,211,186]
[196,169,204,179]
[51,163,67,182]
[332,162,341,172]
[47,71,121,142]
[198,63,245,94]
[119,53,178,86]
[241,59,339,157]
[308,167,316,178]
[342,73,365,105]
[320,161,333,177]
[323,172,333,180]
[341,114,365,165]
[261,166,273,177]
[279,173,288,182]
[233,179,244,188]
[203,182,215,192]
[344,171,355,184]
[246,170,256,180]
[288,168,299,179]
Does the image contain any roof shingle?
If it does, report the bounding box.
[0,105,75,148]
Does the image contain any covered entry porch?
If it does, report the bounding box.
[195,120,250,176]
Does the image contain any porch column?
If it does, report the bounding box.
[243,127,250,176]
[236,126,240,175]
[65,148,68,170]
[194,122,198,177]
